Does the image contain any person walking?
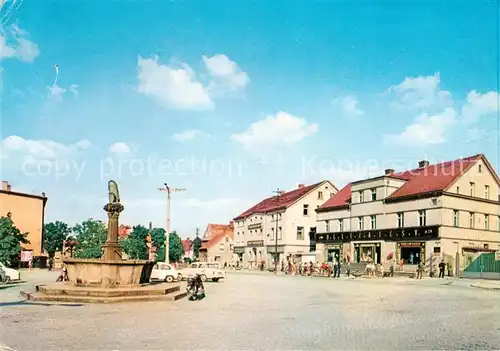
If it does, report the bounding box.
[416,262,423,279]
[438,260,446,278]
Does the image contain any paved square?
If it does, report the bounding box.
[1,272,499,350]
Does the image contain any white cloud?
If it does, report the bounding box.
[109,142,131,154]
[172,129,212,142]
[48,84,79,101]
[0,135,89,161]
[333,95,363,116]
[0,24,39,62]
[383,107,457,146]
[461,90,499,124]
[75,139,92,150]
[137,56,214,111]
[202,54,249,94]
[231,111,318,151]
[388,73,452,111]
[180,197,241,208]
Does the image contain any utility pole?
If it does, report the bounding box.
[158,183,186,263]
[272,188,281,274]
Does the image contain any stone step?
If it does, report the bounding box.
[21,291,188,304]
[36,284,180,297]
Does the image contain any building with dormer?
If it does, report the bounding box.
[315,154,500,275]
[233,181,338,268]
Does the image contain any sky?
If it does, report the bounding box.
[0,0,499,238]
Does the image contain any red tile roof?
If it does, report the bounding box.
[318,154,485,211]
[118,225,132,238]
[234,181,329,220]
[200,223,234,249]
[182,239,193,252]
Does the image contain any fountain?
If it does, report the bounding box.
[21,181,187,303]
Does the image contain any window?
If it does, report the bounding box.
[278,227,282,239]
[358,217,364,230]
[339,219,344,232]
[485,185,490,199]
[325,220,330,232]
[418,210,426,226]
[370,188,377,201]
[433,247,441,254]
[225,237,229,242]
[453,210,459,227]
[470,182,475,196]
[370,215,376,229]
[219,243,224,251]
[498,216,500,231]
[484,244,489,249]
[296,226,304,240]
[469,212,474,228]
[485,214,489,230]
[303,204,309,216]
[318,191,323,200]
[229,244,234,251]
[359,191,364,202]
[397,212,404,228]
[478,164,482,173]
[271,227,275,239]
[456,186,460,194]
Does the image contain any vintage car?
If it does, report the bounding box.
[150,262,181,283]
[179,262,225,282]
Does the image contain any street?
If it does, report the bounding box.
[1,271,499,350]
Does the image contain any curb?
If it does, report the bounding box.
[470,284,500,291]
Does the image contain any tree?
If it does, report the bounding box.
[43,221,71,262]
[169,231,185,263]
[73,219,107,259]
[151,228,166,262]
[192,228,202,260]
[122,225,149,260]
[0,215,29,267]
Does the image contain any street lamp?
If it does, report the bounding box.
[158,183,186,264]
[272,188,281,274]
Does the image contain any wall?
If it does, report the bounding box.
[0,191,46,257]
[206,235,235,264]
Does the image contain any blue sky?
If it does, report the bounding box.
[1,0,499,237]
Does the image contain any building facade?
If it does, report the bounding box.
[0,181,48,267]
[199,223,235,264]
[315,155,500,275]
[233,181,338,268]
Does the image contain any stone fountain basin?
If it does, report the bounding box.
[63,258,155,288]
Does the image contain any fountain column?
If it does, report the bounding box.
[101,202,124,260]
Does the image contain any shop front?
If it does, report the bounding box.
[354,242,381,264]
[397,241,425,265]
[246,240,265,269]
[234,247,245,267]
[324,244,342,263]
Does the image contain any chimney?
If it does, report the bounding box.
[229,220,234,227]
[385,169,394,175]
[41,192,46,197]
[298,184,305,189]
[2,181,10,191]
[418,160,430,168]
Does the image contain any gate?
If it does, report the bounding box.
[462,253,500,279]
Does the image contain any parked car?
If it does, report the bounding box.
[179,262,225,282]
[150,263,181,283]
[0,262,21,283]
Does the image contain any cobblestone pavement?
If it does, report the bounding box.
[1,271,499,350]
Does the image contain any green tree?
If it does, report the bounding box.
[169,231,185,263]
[73,219,107,259]
[43,221,71,262]
[0,215,29,267]
[192,228,202,260]
[151,228,166,261]
[122,225,149,260]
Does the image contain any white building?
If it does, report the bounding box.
[315,154,500,276]
[233,181,338,268]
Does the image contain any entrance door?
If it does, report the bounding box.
[400,247,421,264]
[327,249,340,262]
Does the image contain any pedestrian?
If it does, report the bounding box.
[389,263,394,277]
[28,258,33,271]
[346,260,351,277]
[333,260,340,278]
[416,262,423,279]
[438,260,446,278]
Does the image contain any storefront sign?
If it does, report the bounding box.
[399,242,424,247]
[316,226,439,243]
[20,250,33,262]
[267,246,284,253]
[248,223,262,230]
[247,240,264,247]
[234,247,245,253]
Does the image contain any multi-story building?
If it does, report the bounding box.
[199,222,235,264]
[233,181,338,268]
[0,181,48,267]
[315,154,500,275]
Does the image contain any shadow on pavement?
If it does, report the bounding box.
[0,300,83,307]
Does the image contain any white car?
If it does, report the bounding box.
[0,262,21,283]
[150,263,181,283]
[180,262,225,282]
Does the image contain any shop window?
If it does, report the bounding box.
[433,247,441,254]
